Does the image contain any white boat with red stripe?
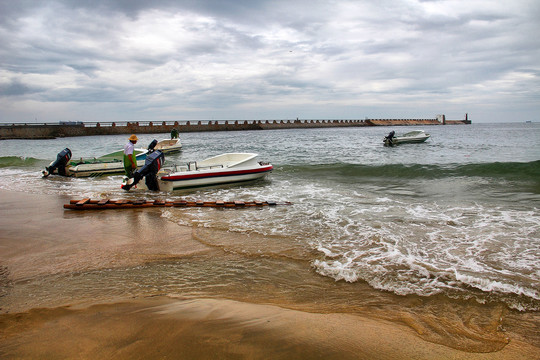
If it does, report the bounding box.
[148,153,273,191]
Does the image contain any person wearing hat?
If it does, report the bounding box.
[123,134,138,177]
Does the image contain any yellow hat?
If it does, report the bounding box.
[129,134,138,141]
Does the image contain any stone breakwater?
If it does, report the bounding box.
[0,117,470,140]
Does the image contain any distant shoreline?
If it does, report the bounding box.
[0,116,470,140]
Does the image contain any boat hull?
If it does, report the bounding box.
[65,149,149,177]
[159,165,273,190]
[67,159,146,177]
[392,135,430,144]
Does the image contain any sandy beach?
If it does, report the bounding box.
[1,189,539,359]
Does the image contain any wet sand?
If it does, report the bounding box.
[1,189,539,359]
[1,297,538,360]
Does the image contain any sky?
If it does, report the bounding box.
[0,0,539,123]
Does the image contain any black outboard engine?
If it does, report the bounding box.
[42,148,72,177]
[121,150,164,191]
[384,131,395,146]
[147,139,158,152]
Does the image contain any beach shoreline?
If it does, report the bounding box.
[1,296,537,360]
[1,189,538,359]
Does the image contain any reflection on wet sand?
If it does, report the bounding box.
[1,298,538,360]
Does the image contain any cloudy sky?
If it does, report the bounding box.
[0,0,538,123]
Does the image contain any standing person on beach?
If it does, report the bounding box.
[123,134,138,178]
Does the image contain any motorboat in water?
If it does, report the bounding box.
[42,139,177,178]
[153,138,182,154]
[383,130,430,146]
[42,148,146,178]
[122,153,273,191]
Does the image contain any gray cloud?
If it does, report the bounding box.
[0,0,539,122]
[0,79,41,96]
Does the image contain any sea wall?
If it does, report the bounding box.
[0,117,470,140]
[365,119,442,126]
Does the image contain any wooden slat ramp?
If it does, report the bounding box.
[64,198,292,210]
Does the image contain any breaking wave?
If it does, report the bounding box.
[0,156,44,168]
[280,160,540,182]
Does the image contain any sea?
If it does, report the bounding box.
[0,122,539,320]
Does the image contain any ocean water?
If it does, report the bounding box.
[1,122,539,314]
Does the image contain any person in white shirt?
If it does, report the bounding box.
[123,134,138,177]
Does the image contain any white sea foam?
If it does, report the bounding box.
[307,194,540,310]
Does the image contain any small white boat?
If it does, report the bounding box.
[154,138,182,154]
[125,153,273,191]
[384,130,430,146]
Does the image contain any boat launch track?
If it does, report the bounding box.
[64,198,292,210]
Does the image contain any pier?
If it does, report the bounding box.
[0,115,470,140]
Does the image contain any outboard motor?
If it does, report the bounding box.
[42,148,72,177]
[121,150,164,191]
[384,131,395,146]
[147,139,158,153]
